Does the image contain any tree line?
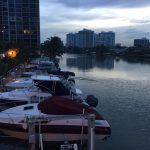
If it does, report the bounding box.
[1,35,149,76]
[0,36,64,76]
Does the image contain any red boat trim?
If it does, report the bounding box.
[0,122,111,135]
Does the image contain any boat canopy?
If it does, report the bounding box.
[38,96,103,119]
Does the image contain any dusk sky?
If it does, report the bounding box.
[40,0,150,46]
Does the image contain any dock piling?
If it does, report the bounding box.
[87,114,95,150]
[28,121,36,150]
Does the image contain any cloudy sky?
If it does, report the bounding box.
[40,0,150,46]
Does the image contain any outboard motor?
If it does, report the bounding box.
[86,95,98,107]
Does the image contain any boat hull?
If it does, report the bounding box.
[0,99,27,111]
[0,122,111,142]
[0,128,109,141]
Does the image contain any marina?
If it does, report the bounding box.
[0,53,150,150]
[0,54,111,150]
[0,0,150,149]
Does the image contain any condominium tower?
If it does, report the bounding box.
[66,29,115,48]
[94,31,115,47]
[66,29,94,48]
[0,0,40,48]
[134,38,149,48]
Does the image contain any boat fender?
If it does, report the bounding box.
[86,95,98,107]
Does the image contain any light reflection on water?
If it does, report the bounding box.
[61,53,150,81]
[60,54,150,150]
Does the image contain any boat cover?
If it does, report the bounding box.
[38,96,103,119]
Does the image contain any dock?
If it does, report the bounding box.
[0,63,96,150]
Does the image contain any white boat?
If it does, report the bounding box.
[0,75,82,108]
[37,60,58,71]
[0,96,111,142]
[31,74,82,98]
[5,77,32,89]
[5,73,76,90]
[5,74,82,96]
[0,86,52,107]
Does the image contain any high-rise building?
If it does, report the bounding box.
[66,33,76,47]
[77,29,94,48]
[0,0,40,48]
[66,29,115,48]
[66,29,94,48]
[134,38,149,48]
[94,31,115,47]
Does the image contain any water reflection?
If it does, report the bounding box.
[122,56,150,64]
[61,54,150,150]
[96,55,114,70]
[63,53,150,81]
[66,54,114,70]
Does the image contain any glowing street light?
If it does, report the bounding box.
[6,49,18,58]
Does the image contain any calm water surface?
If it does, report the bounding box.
[1,53,150,150]
[60,54,150,150]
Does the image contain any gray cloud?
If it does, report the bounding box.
[40,13,96,23]
[63,13,117,21]
[40,16,62,23]
[124,29,150,38]
[130,19,150,24]
[93,24,150,46]
[114,25,150,45]
[51,0,150,8]
[40,22,83,43]
[40,4,118,24]
[40,1,150,46]
[40,23,150,46]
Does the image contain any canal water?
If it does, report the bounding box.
[1,53,150,150]
[60,54,150,150]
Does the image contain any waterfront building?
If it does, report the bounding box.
[94,31,115,47]
[134,38,149,48]
[77,29,94,48]
[66,33,76,47]
[75,33,80,47]
[0,0,40,48]
[66,30,115,48]
[66,29,94,48]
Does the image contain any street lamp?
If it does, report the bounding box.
[6,49,18,58]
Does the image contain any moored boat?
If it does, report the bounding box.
[0,96,111,142]
[0,74,82,110]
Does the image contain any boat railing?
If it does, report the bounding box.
[0,111,29,124]
[0,111,95,124]
[0,112,95,135]
[33,80,54,94]
[27,114,92,123]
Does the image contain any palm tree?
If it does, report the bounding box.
[41,36,64,58]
